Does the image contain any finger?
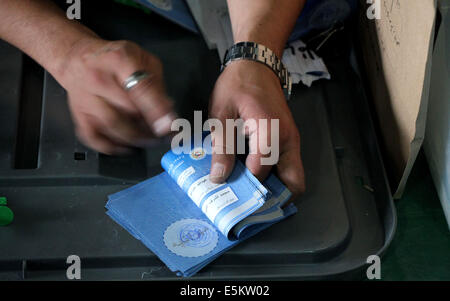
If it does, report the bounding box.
[74,112,132,155]
[100,45,176,137]
[277,147,306,198]
[83,96,154,147]
[209,117,236,184]
[88,72,139,115]
[126,74,176,137]
[245,154,272,182]
[245,125,272,181]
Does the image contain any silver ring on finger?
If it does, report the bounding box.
[123,70,151,91]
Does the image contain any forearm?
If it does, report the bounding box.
[227,0,305,57]
[0,0,97,79]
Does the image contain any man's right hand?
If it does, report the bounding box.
[58,38,176,155]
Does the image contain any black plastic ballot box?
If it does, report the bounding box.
[0,2,396,280]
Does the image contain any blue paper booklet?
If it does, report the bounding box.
[106,139,297,277]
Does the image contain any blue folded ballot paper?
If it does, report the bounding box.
[106,139,297,277]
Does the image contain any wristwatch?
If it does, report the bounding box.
[221,42,292,100]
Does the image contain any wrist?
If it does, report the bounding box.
[226,59,280,84]
[52,34,101,83]
[233,34,284,58]
[222,42,291,100]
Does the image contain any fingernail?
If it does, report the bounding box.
[152,112,177,137]
[210,163,225,182]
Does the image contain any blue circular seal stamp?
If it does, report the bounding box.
[164,219,218,257]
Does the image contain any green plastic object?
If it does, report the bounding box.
[0,197,14,226]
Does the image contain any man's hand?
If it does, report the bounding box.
[209,60,305,196]
[208,0,306,197]
[0,1,175,155]
[59,38,175,154]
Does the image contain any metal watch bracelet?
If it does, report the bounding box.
[221,42,292,100]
